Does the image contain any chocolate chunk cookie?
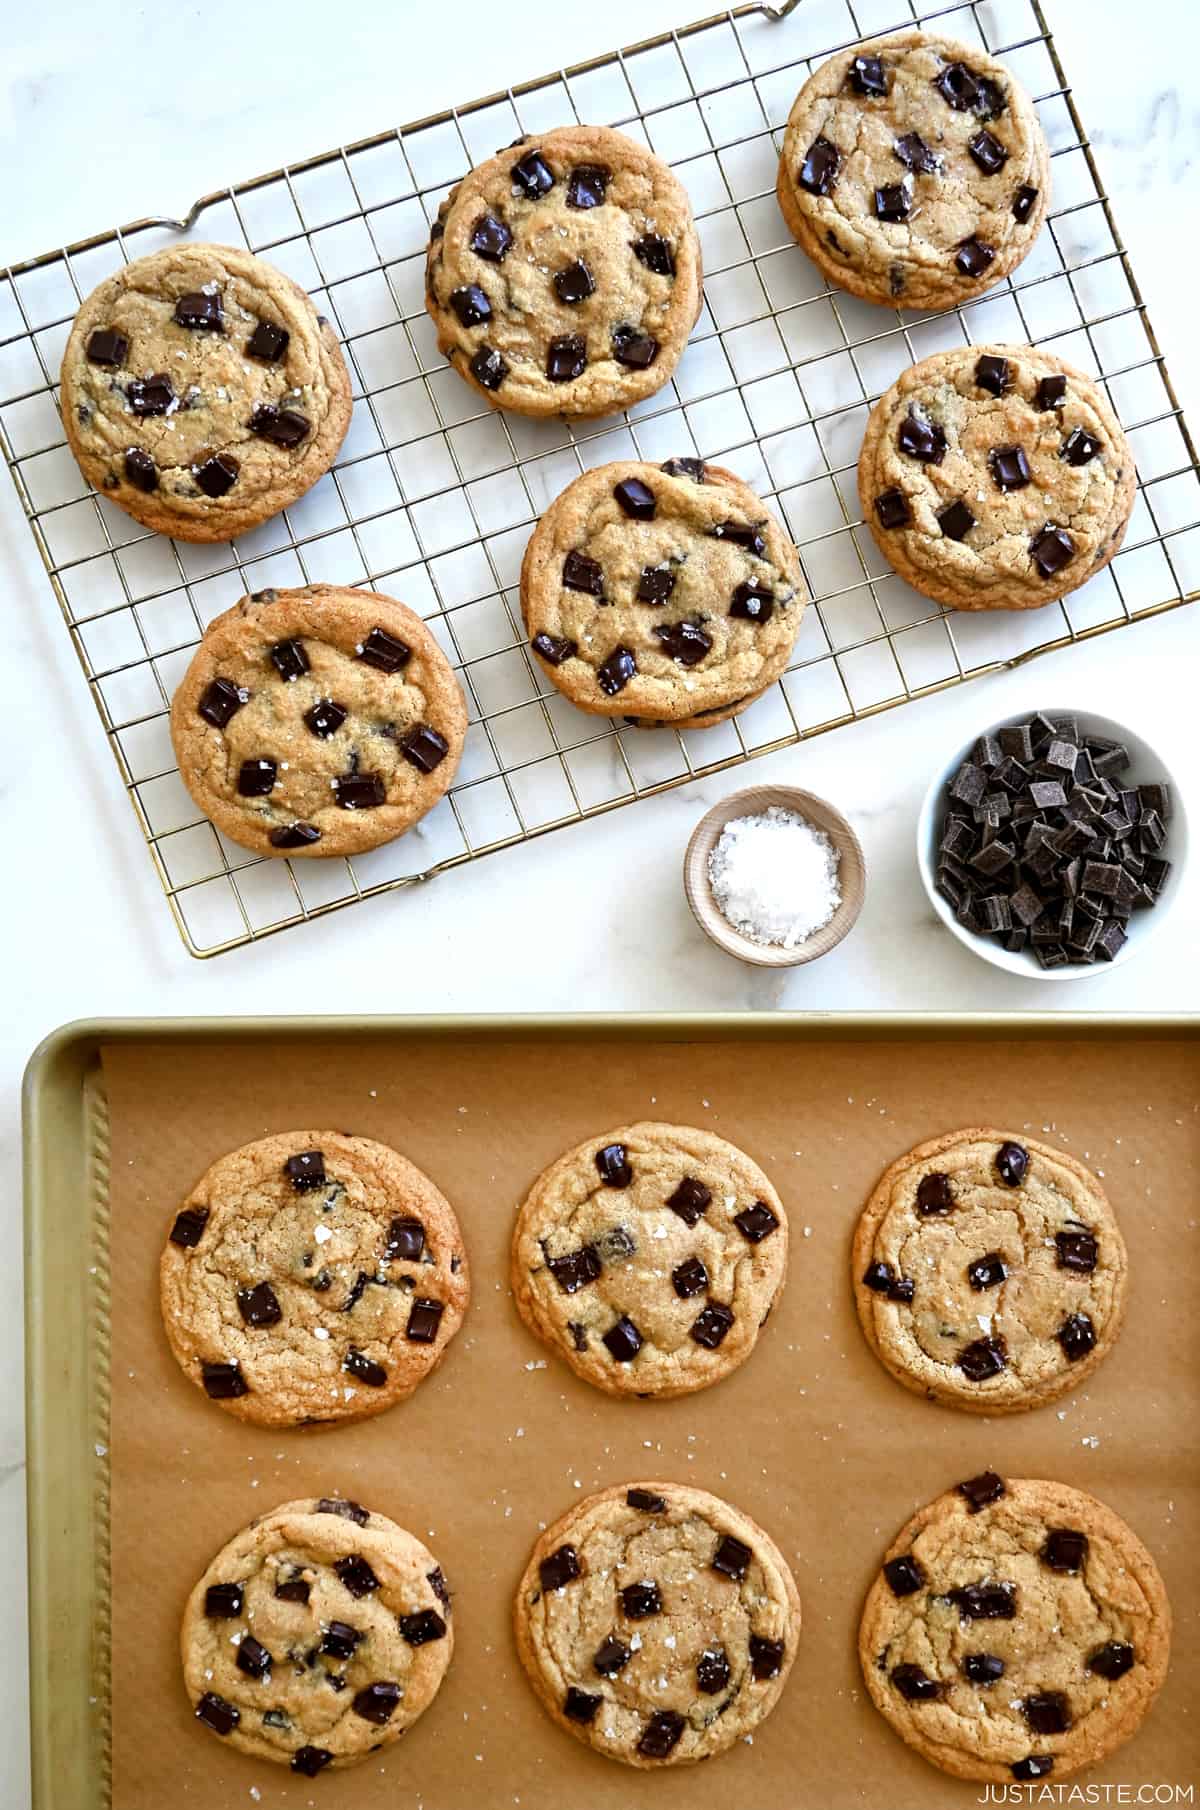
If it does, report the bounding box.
[859,1475,1170,1781]
[515,1481,799,1766]
[777,31,1049,310]
[852,1128,1127,1413]
[170,583,466,858]
[425,126,702,418]
[182,1496,453,1773]
[60,243,352,541]
[858,345,1136,609]
[160,1132,469,1428]
[521,459,805,726]
[511,1122,788,1398]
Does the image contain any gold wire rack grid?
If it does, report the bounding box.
[2,0,1198,957]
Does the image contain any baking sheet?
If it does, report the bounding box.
[99,1030,1200,1806]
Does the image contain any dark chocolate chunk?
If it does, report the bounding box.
[196,1692,240,1735]
[236,1634,272,1679]
[1037,374,1068,410]
[938,499,976,541]
[627,1489,666,1512]
[286,1150,326,1190]
[602,1316,642,1362]
[893,132,940,174]
[611,324,659,369]
[249,402,310,448]
[697,1647,731,1694]
[470,345,508,391]
[334,771,386,809]
[1062,427,1101,466]
[531,632,577,666]
[128,373,174,416]
[563,1687,601,1724]
[315,1496,368,1523]
[194,454,240,497]
[205,1582,244,1618]
[321,1619,362,1659]
[567,165,609,209]
[597,646,636,696]
[666,1177,711,1226]
[399,724,449,773]
[967,1251,1008,1290]
[539,1545,580,1592]
[237,1282,282,1327]
[892,1663,940,1701]
[469,213,512,261]
[874,181,912,222]
[344,1347,387,1387]
[730,577,774,623]
[672,1256,708,1299]
[711,519,768,555]
[357,624,412,675]
[1012,184,1039,223]
[989,445,1031,491]
[958,1472,1005,1513]
[174,290,223,331]
[353,1680,402,1724]
[968,129,1009,175]
[661,456,705,480]
[898,410,946,464]
[269,638,309,681]
[406,1297,444,1343]
[935,61,982,109]
[563,549,605,596]
[955,237,996,278]
[633,235,675,276]
[862,1261,895,1293]
[1055,1228,1097,1272]
[86,328,128,366]
[995,1141,1028,1186]
[304,698,347,739]
[975,354,1012,397]
[171,1206,211,1247]
[888,1275,915,1303]
[917,1172,954,1215]
[593,1633,631,1676]
[848,54,888,96]
[734,1201,778,1244]
[123,447,158,492]
[451,284,493,327]
[1030,522,1075,578]
[595,1142,632,1186]
[875,487,910,529]
[883,1555,924,1597]
[654,621,711,667]
[750,1634,785,1680]
[1088,1641,1135,1680]
[621,1580,662,1619]
[512,149,554,198]
[335,1556,380,1599]
[799,137,842,197]
[963,1652,1005,1684]
[957,1335,1008,1381]
[428,1566,451,1610]
[638,1711,684,1759]
[636,565,676,605]
[690,1302,734,1349]
[948,1581,1015,1620]
[1012,1756,1054,1781]
[554,260,595,305]
[1041,1528,1088,1573]
[292,1747,333,1777]
[712,1535,751,1581]
[246,320,289,362]
[547,1245,602,1294]
[1057,1312,1096,1361]
[1023,1691,1072,1735]
[202,1361,248,1399]
[614,477,656,520]
[399,1608,447,1645]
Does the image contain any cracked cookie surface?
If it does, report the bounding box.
[859,1475,1170,1782]
[511,1121,788,1398]
[777,31,1049,310]
[852,1127,1127,1413]
[182,1495,453,1774]
[858,345,1136,609]
[170,583,467,858]
[521,459,805,726]
[515,1481,800,1766]
[425,125,702,418]
[160,1131,470,1428]
[61,242,352,542]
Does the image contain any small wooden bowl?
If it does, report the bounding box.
[683,784,867,968]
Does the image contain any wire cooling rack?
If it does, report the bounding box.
[2,0,1198,957]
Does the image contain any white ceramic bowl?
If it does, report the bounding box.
[917,706,1188,982]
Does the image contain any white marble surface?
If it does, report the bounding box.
[2,1,1199,1799]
